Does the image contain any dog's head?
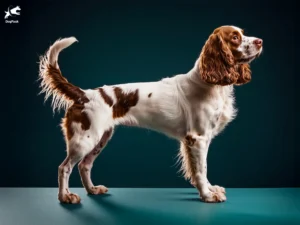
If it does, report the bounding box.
[199,25,263,86]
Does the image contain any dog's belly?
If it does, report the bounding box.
[125,102,188,139]
[130,114,187,139]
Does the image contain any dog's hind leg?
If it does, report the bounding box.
[78,127,114,195]
[58,103,102,204]
[58,146,86,204]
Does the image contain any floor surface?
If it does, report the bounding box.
[0,188,299,225]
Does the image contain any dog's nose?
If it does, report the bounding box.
[253,38,263,47]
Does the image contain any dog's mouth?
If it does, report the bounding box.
[237,52,261,64]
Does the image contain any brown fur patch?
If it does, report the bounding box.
[112,87,139,118]
[93,149,101,156]
[99,88,113,107]
[46,65,89,104]
[178,143,198,183]
[61,104,91,140]
[148,93,152,98]
[185,134,196,146]
[235,63,252,85]
[93,128,113,155]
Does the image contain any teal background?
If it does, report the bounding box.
[1,188,300,225]
[1,0,297,188]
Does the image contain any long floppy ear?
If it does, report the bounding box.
[199,33,240,86]
[235,63,252,85]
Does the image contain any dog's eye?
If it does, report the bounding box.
[232,35,239,40]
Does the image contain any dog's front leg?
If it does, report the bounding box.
[201,139,226,195]
[180,133,226,203]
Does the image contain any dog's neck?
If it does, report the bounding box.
[186,58,214,89]
[186,58,234,91]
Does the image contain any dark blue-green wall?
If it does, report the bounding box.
[1,0,297,188]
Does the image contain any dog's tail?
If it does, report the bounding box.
[39,37,89,112]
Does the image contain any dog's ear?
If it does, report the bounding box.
[199,32,240,86]
[235,63,252,85]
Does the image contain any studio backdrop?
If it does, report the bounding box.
[1,0,297,188]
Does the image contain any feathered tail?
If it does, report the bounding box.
[38,37,89,112]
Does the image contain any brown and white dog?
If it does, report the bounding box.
[39,25,263,204]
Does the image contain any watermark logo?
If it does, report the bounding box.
[4,5,21,23]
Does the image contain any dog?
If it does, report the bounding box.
[39,25,263,204]
[4,6,21,19]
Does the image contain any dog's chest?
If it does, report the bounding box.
[212,87,236,133]
[193,86,236,135]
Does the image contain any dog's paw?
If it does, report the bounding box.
[88,185,108,195]
[201,191,226,203]
[59,193,81,204]
[209,185,226,194]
